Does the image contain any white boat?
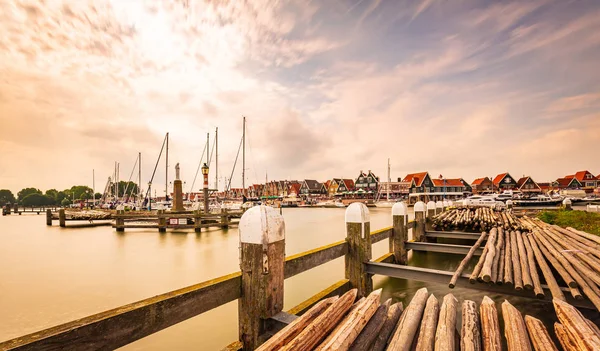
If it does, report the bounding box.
[463,195,505,208]
[316,200,346,208]
[374,158,397,208]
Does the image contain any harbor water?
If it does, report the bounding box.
[0,207,567,349]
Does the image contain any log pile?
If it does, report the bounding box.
[432,207,527,232]
[263,289,597,351]
[52,210,113,220]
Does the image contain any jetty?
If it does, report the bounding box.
[1,202,597,350]
[44,208,243,231]
[2,205,59,216]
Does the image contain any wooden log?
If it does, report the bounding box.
[522,234,544,298]
[461,300,481,351]
[414,294,439,351]
[450,232,487,288]
[491,228,504,284]
[516,231,533,290]
[480,228,498,282]
[480,296,502,351]
[501,300,532,351]
[554,323,579,351]
[531,231,577,288]
[510,231,523,290]
[392,204,408,264]
[524,315,558,351]
[434,294,458,351]
[470,241,489,284]
[566,227,600,246]
[387,287,429,351]
[256,297,337,351]
[315,289,382,351]
[504,227,513,286]
[525,234,565,301]
[585,317,600,338]
[497,241,505,285]
[281,289,357,351]
[553,299,600,350]
[370,302,403,351]
[348,298,391,351]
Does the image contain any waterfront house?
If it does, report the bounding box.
[571,170,598,192]
[402,172,434,203]
[247,184,264,199]
[355,170,379,195]
[516,176,542,193]
[337,179,355,193]
[471,177,494,194]
[492,173,518,191]
[380,181,411,198]
[556,177,582,189]
[287,182,301,197]
[327,178,341,197]
[300,179,327,196]
[432,178,472,197]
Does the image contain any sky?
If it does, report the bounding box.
[0,0,599,195]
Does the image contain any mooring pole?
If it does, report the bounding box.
[436,200,443,215]
[414,201,426,242]
[46,209,52,226]
[391,202,408,264]
[426,200,436,219]
[238,206,285,350]
[345,202,373,298]
[59,208,66,228]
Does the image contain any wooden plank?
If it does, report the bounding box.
[0,272,242,351]
[371,227,392,243]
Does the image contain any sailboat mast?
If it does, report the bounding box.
[165,132,169,200]
[215,127,218,191]
[387,158,390,200]
[138,152,142,204]
[242,116,246,192]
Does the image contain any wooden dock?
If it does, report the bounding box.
[0,202,596,351]
[2,205,59,216]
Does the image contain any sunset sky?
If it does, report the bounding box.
[1,0,599,194]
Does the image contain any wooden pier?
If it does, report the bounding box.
[0,203,596,350]
[43,208,242,231]
[2,205,59,216]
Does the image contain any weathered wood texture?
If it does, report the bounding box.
[370,302,403,351]
[414,211,426,242]
[415,294,439,351]
[280,289,357,351]
[461,300,482,351]
[553,299,600,350]
[435,294,458,351]
[501,300,532,351]
[524,316,558,351]
[510,231,523,290]
[256,297,336,351]
[0,272,242,351]
[554,323,579,351]
[526,234,565,301]
[239,241,285,351]
[349,299,391,351]
[480,228,498,283]
[516,231,533,290]
[504,227,513,285]
[480,296,502,351]
[393,215,408,264]
[345,221,372,298]
[387,287,429,351]
[522,235,544,298]
[450,232,487,288]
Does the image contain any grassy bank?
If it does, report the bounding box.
[537,210,600,235]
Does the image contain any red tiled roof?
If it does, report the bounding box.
[516,177,528,188]
[493,173,508,186]
[342,179,355,189]
[325,180,331,189]
[403,172,428,187]
[556,178,579,187]
[471,177,488,186]
[574,170,596,182]
[565,175,574,179]
[432,178,464,187]
[288,183,301,194]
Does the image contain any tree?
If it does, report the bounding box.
[44,189,59,205]
[21,194,53,207]
[67,186,93,201]
[94,193,102,199]
[117,181,140,198]
[61,198,71,207]
[17,188,42,203]
[0,189,16,206]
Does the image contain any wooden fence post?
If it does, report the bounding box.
[221,208,229,228]
[239,205,285,351]
[435,200,443,215]
[194,210,202,233]
[426,201,436,219]
[414,201,426,242]
[115,210,125,232]
[345,202,372,298]
[392,202,408,264]
[46,209,52,226]
[13,203,19,214]
[158,210,166,232]
[59,209,66,227]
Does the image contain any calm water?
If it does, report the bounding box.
[0,207,568,349]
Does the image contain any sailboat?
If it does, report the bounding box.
[374,158,397,208]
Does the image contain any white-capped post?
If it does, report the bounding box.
[345,202,373,298]
[392,202,408,264]
[414,201,426,242]
[426,200,436,219]
[238,205,285,350]
[435,200,444,215]
[562,198,572,211]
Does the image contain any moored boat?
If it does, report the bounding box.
[513,195,563,207]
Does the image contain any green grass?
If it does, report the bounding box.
[537,210,600,235]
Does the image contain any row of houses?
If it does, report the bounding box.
[216,169,599,199]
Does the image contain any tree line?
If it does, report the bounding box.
[0,182,139,207]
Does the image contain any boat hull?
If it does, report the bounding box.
[513,200,562,207]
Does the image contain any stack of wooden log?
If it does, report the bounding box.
[52,210,112,220]
[260,287,596,350]
[431,207,526,232]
